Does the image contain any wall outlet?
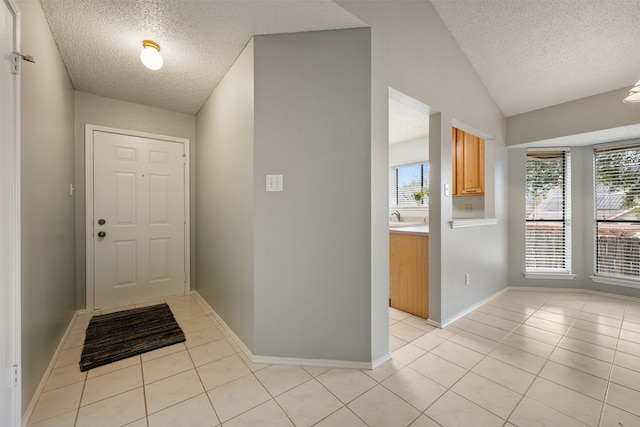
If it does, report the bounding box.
[465,273,470,285]
[464,204,472,212]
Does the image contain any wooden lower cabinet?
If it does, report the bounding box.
[389,232,429,319]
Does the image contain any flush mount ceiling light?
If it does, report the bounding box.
[623,79,640,104]
[140,40,163,70]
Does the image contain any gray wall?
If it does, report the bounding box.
[74,91,196,308]
[19,0,76,412]
[507,88,640,146]
[196,40,255,348]
[252,29,372,361]
[196,30,373,362]
[338,1,509,329]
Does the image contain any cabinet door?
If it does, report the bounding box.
[389,233,429,319]
[452,127,458,195]
[453,127,484,196]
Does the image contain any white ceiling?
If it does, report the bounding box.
[39,0,365,115]
[388,99,429,145]
[430,0,640,117]
[39,1,640,119]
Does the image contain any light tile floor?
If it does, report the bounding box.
[27,290,640,426]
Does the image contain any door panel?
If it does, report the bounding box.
[93,131,185,309]
[150,238,170,281]
[149,174,169,223]
[115,240,137,286]
[115,172,136,224]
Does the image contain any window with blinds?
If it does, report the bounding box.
[395,162,429,206]
[594,144,640,280]
[525,150,571,273]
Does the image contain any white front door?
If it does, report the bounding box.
[0,0,20,425]
[92,130,186,309]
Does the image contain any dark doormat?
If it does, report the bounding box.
[79,303,186,372]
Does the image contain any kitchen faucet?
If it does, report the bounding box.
[391,210,401,222]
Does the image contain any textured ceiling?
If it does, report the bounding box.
[40,1,640,119]
[389,98,429,145]
[39,0,365,115]
[430,0,640,117]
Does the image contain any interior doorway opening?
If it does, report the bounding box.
[387,88,431,342]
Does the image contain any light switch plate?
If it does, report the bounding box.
[444,183,450,196]
[266,174,283,192]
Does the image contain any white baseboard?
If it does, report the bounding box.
[438,287,509,328]
[22,310,80,427]
[192,291,386,370]
[426,319,442,328]
[507,285,640,303]
[371,353,392,370]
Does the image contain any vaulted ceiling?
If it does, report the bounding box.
[40,0,640,118]
[430,0,640,117]
[39,0,365,115]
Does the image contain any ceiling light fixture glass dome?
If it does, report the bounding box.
[140,40,163,70]
[623,79,640,104]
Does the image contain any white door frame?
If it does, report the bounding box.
[85,124,190,311]
[1,0,21,424]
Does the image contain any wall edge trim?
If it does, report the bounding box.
[439,287,509,328]
[508,285,640,302]
[22,311,79,426]
[192,291,381,370]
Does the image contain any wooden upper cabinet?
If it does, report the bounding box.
[452,127,484,196]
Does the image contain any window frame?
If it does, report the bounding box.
[592,143,640,286]
[524,149,573,278]
[393,162,429,207]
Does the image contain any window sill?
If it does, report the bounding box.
[524,272,576,280]
[590,275,640,289]
[449,218,498,229]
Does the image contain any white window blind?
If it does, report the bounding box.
[395,163,429,206]
[525,150,571,273]
[594,144,640,280]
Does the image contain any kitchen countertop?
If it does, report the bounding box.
[389,224,429,235]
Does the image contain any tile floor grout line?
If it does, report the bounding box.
[478,294,611,425]
[71,368,87,427]
[271,376,318,427]
[145,301,229,424]
[500,296,584,426]
[399,305,532,425]
[597,301,632,427]
[425,298,539,425]
[26,292,640,427]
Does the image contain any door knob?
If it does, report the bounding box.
[98,219,106,225]
[98,231,106,238]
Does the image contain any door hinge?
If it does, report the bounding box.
[12,365,19,387]
[11,52,35,75]
[10,53,20,75]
